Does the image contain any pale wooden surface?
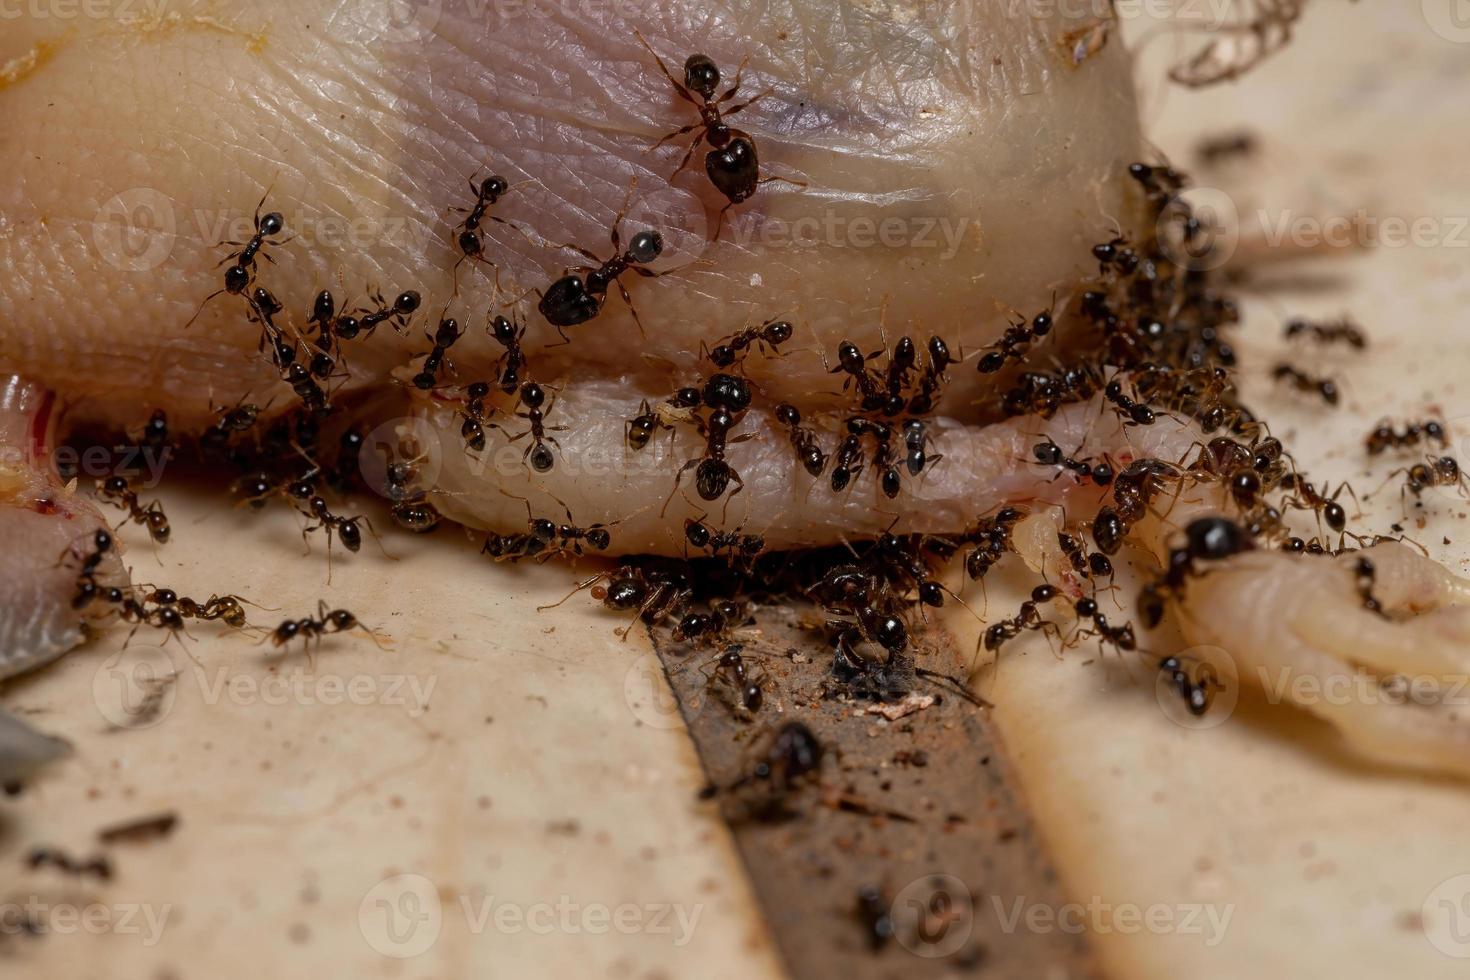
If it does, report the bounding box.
[0,492,784,977]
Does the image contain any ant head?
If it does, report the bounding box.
[627,230,663,265]
[520,382,545,409]
[682,53,720,99]
[764,319,794,345]
[587,529,611,551]
[259,212,285,236]
[395,291,422,316]
[481,175,509,200]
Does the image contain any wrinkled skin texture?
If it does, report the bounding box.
[0,0,1144,552]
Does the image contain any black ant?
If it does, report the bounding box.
[503,382,565,473]
[392,494,443,535]
[982,585,1065,654]
[140,409,169,453]
[667,403,751,510]
[673,600,746,645]
[684,516,763,567]
[200,397,263,454]
[880,336,920,411]
[282,362,329,416]
[1366,419,1447,456]
[1058,532,1114,586]
[459,381,495,453]
[412,316,464,390]
[520,496,613,558]
[704,644,768,716]
[1091,233,1141,277]
[870,530,960,611]
[98,476,171,545]
[627,398,674,452]
[1103,378,1156,426]
[705,721,824,803]
[829,432,864,493]
[1272,363,1340,406]
[1279,473,1355,536]
[976,309,1053,374]
[489,313,528,393]
[1158,655,1213,716]
[25,847,112,881]
[328,426,366,493]
[703,318,793,368]
[774,403,826,477]
[1188,436,1272,512]
[1392,455,1470,505]
[827,340,885,409]
[1196,130,1258,166]
[1071,596,1136,654]
[962,507,1026,589]
[634,32,799,236]
[338,289,422,340]
[905,336,955,415]
[541,563,691,636]
[68,530,117,610]
[185,193,286,327]
[1352,556,1387,618]
[846,417,903,498]
[265,601,381,654]
[1137,516,1254,629]
[142,588,254,630]
[1031,439,1114,486]
[1127,161,1186,208]
[534,181,665,336]
[1283,316,1366,350]
[450,169,511,288]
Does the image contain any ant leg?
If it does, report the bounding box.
[183,289,227,330]
[615,281,647,339]
[668,131,707,182]
[633,30,700,106]
[717,56,753,103]
[610,176,639,251]
[650,124,700,153]
[723,86,776,116]
[719,472,746,525]
[661,459,702,518]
